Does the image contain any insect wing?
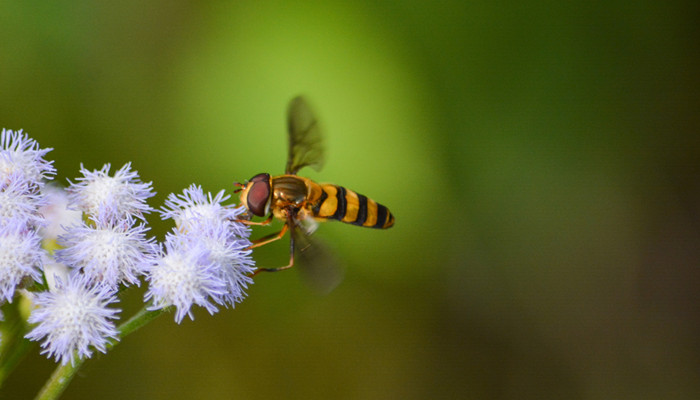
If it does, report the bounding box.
[292,222,343,294]
[286,96,325,175]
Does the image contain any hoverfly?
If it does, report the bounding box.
[235,96,394,290]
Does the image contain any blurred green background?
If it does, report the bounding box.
[2,1,699,399]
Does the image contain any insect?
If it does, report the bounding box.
[235,96,394,289]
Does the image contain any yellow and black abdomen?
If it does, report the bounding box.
[311,184,394,229]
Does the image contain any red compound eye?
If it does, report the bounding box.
[246,173,271,217]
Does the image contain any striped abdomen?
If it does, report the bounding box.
[311,184,394,229]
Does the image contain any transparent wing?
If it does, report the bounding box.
[292,222,343,294]
[286,96,325,175]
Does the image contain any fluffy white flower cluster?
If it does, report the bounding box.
[147,185,255,323]
[0,129,255,365]
[0,129,55,302]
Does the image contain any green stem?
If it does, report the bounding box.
[0,302,36,388]
[34,305,167,400]
[33,357,86,400]
[116,306,166,338]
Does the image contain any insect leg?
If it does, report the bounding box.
[236,214,273,226]
[247,222,289,249]
[233,182,245,193]
[250,220,296,276]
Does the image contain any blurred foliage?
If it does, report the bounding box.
[1,1,699,399]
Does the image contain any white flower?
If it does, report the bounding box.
[0,175,46,227]
[144,236,227,323]
[186,222,254,307]
[0,221,44,302]
[25,273,120,365]
[0,128,55,187]
[67,163,155,222]
[160,184,250,238]
[55,217,157,288]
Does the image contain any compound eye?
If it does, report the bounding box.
[246,173,271,217]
